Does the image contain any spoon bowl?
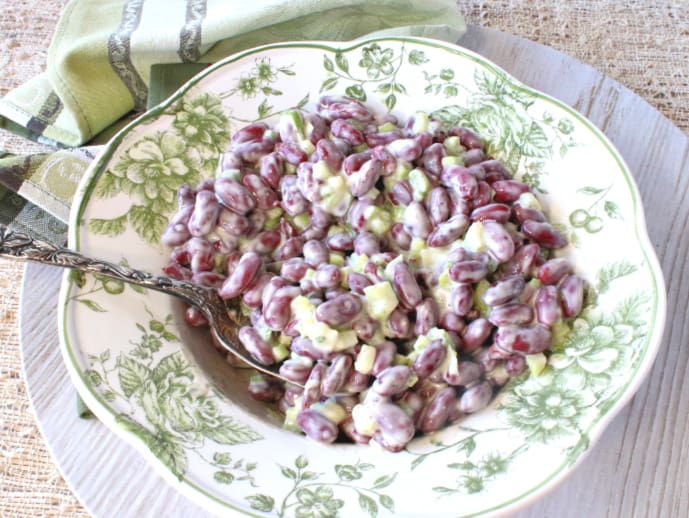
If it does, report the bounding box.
[0,224,296,386]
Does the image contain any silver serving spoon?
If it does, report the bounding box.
[0,225,296,386]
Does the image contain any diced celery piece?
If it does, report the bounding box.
[443,136,464,155]
[354,345,377,374]
[258,326,273,341]
[299,139,316,156]
[363,281,399,321]
[412,335,431,352]
[378,121,397,133]
[272,344,289,363]
[352,404,378,435]
[463,221,487,252]
[441,155,464,167]
[310,399,347,424]
[473,279,491,317]
[313,160,333,180]
[283,404,301,432]
[409,238,426,260]
[366,206,393,235]
[283,110,306,140]
[412,111,429,134]
[218,168,242,180]
[409,168,431,201]
[349,253,370,273]
[526,353,548,376]
[329,252,345,267]
[395,353,412,366]
[292,212,310,230]
[518,192,542,210]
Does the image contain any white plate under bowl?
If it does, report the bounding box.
[59,37,666,517]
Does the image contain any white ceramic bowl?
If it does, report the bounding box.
[59,37,666,517]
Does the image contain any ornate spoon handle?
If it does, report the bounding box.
[0,224,212,308]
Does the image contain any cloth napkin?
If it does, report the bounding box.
[0,0,465,242]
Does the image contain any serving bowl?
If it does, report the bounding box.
[59,37,666,517]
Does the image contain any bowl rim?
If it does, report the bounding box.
[59,35,667,517]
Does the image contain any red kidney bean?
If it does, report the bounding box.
[248,229,281,255]
[449,126,483,149]
[302,361,326,407]
[259,152,284,188]
[318,96,374,122]
[314,138,345,171]
[513,204,545,224]
[427,186,450,225]
[184,306,208,327]
[315,293,362,327]
[472,181,493,209]
[215,177,256,214]
[470,203,511,223]
[483,220,515,263]
[276,236,304,260]
[372,365,413,396]
[393,262,423,309]
[445,360,483,387]
[387,308,412,339]
[341,370,371,395]
[188,190,220,237]
[280,175,307,216]
[162,205,193,246]
[443,165,479,200]
[365,130,405,148]
[261,276,288,308]
[389,223,412,251]
[460,317,493,353]
[348,199,373,231]
[535,285,560,326]
[327,233,354,252]
[483,275,525,306]
[371,145,397,176]
[242,272,273,308]
[279,358,312,384]
[451,283,474,316]
[427,214,470,248]
[302,240,329,267]
[217,208,250,237]
[413,339,446,378]
[414,298,439,336]
[505,355,527,377]
[560,274,584,318]
[242,174,278,211]
[351,159,382,197]
[191,271,225,289]
[440,312,466,333]
[538,257,574,285]
[247,212,266,238]
[503,242,540,277]
[354,232,381,256]
[218,251,262,298]
[248,374,284,402]
[301,225,329,241]
[463,148,486,166]
[232,134,275,163]
[290,337,333,361]
[387,138,423,161]
[495,324,552,355]
[280,258,310,282]
[313,264,341,289]
[370,341,397,376]
[297,409,338,443]
[488,303,534,326]
[278,141,308,165]
[343,149,373,175]
[347,272,372,294]
[321,354,353,396]
[419,387,457,434]
[238,326,274,365]
[263,286,300,331]
[389,180,414,206]
[310,206,333,229]
[422,143,446,178]
[352,313,379,341]
[331,118,365,146]
[219,151,242,173]
[449,260,489,283]
[522,220,568,249]
[404,201,433,239]
[373,403,415,452]
[296,161,322,203]
[492,179,530,203]
[459,381,493,413]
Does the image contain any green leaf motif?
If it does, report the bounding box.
[89,214,127,237]
[213,452,232,465]
[379,494,394,513]
[335,52,349,73]
[214,470,235,484]
[371,473,397,490]
[519,121,550,158]
[408,49,429,65]
[345,84,366,102]
[301,470,318,480]
[604,200,623,219]
[118,357,152,398]
[94,170,122,199]
[323,55,334,72]
[203,416,263,445]
[128,205,168,245]
[77,299,107,313]
[295,455,309,469]
[358,492,378,518]
[280,465,298,480]
[246,494,275,513]
[320,77,339,93]
[384,93,397,111]
[578,186,606,195]
[335,464,362,481]
[432,486,456,495]
[257,99,272,119]
[85,369,103,386]
[152,351,193,386]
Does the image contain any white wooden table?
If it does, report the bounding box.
[20,27,688,517]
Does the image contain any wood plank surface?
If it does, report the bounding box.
[20,26,688,517]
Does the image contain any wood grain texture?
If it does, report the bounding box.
[20,27,688,517]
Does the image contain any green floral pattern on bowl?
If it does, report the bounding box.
[60,38,666,517]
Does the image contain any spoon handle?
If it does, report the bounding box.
[0,224,212,308]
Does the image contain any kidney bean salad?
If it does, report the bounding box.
[161,96,584,452]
